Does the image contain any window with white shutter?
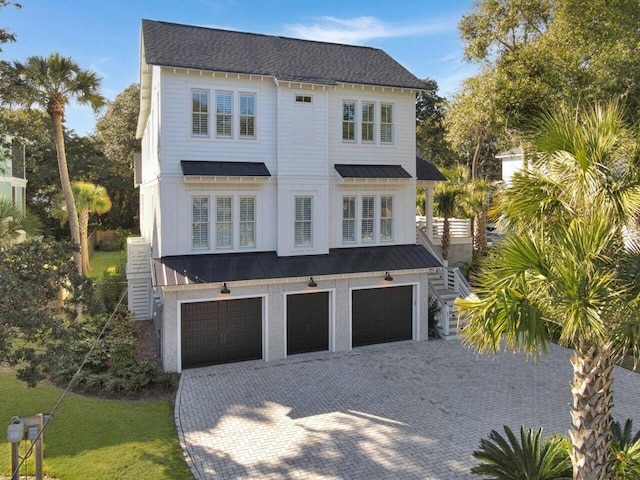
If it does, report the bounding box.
[191,90,209,136]
[294,196,312,246]
[239,93,255,138]
[380,196,393,241]
[192,197,209,249]
[342,196,356,243]
[239,197,255,247]
[361,196,374,242]
[216,91,232,137]
[216,197,232,248]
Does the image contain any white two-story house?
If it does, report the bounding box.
[129,20,445,372]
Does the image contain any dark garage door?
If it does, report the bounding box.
[287,292,329,355]
[352,286,413,347]
[181,297,262,369]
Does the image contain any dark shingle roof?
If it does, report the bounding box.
[335,164,411,179]
[152,244,441,286]
[416,150,446,181]
[141,20,426,90]
[181,160,271,177]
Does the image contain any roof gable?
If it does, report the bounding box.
[141,20,425,90]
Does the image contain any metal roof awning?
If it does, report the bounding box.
[152,244,441,287]
[181,160,271,183]
[334,164,412,184]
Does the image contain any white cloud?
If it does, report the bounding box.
[286,15,454,45]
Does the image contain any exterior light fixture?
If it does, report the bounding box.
[384,272,394,282]
[220,283,230,294]
[308,277,317,288]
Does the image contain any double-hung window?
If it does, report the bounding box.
[192,197,209,249]
[361,196,375,242]
[342,101,356,141]
[294,196,312,246]
[239,93,256,138]
[216,91,232,137]
[380,103,394,144]
[216,197,232,248]
[361,102,375,143]
[239,197,256,247]
[342,196,356,243]
[191,90,209,136]
[380,196,393,241]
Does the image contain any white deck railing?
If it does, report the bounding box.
[432,217,471,238]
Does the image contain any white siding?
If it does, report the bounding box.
[159,69,277,176]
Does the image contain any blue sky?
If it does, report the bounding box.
[1,0,477,135]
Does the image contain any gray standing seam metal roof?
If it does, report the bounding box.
[141,20,426,90]
[334,164,412,179]
[181,160,271,177]
[416,150,447,181]
[153,244,440,287]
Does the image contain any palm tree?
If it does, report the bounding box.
[14,53,104,273]
[455,101,640,480]
[0,196,42,249]
[463,179,495,256]
[433,184,461,261]
[53,182,111,275]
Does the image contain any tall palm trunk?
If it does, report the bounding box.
[50,111,82,275]
[569,342,614,479]
[78,209,90,275]
[442,216,451,260]
[474,209,488,256]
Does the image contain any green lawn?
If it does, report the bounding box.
[88,250,125,279]
[0,370,192,479]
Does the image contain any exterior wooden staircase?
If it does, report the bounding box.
[416,224,471,339]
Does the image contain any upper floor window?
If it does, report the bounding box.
[191,90,209,136]
[342,101,356,141]
[239,93,256,138]
[216,91,232,137]
[342,196,356,243]
[295,95,312,103]
[380,196,393,241]
[380,103,394,144]
[361,102,375,143]
[192,196,209,249]
[294,196,312,246]
[216,197,232,248]
[239,196,256,248]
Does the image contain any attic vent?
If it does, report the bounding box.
[295,95,312,104]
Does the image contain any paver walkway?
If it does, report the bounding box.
[176,340,640,479]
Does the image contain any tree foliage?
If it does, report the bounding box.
[416,78,459,168]
[0,239,94,386]
[0,1,20,52]
[95,83,140,229]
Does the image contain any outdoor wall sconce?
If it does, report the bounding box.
[308,277,317,288]
[384,272,394,282]
[220,283,231,294]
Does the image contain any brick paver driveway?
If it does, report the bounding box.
[176,340,640,479]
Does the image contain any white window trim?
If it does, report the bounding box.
[361,101,376,143]
[342,196,357,244]
[191,89,210,138]
[239,92,257,139]
[294,195,314,248]
[339,193,395,246]
[239,195,256,248]
[342,100,357,143]
[215,196,233,249]
[380,102,395,145]
[216,90,233,138]
[191,195,210,250]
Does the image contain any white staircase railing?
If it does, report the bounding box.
[416,225,471,338]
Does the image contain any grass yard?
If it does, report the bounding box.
[0,370,192,480]
[88,250,125,279]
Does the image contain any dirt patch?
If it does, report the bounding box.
[135,319,161,368]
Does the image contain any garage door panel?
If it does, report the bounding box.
[352,286,412,348]
[181,298,262,369]
[287,292,329,356]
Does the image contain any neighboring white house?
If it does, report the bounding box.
[496,146,524,186]
[129,20,445,372]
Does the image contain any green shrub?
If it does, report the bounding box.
[611,419,640,479]
[472,425,572,479]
